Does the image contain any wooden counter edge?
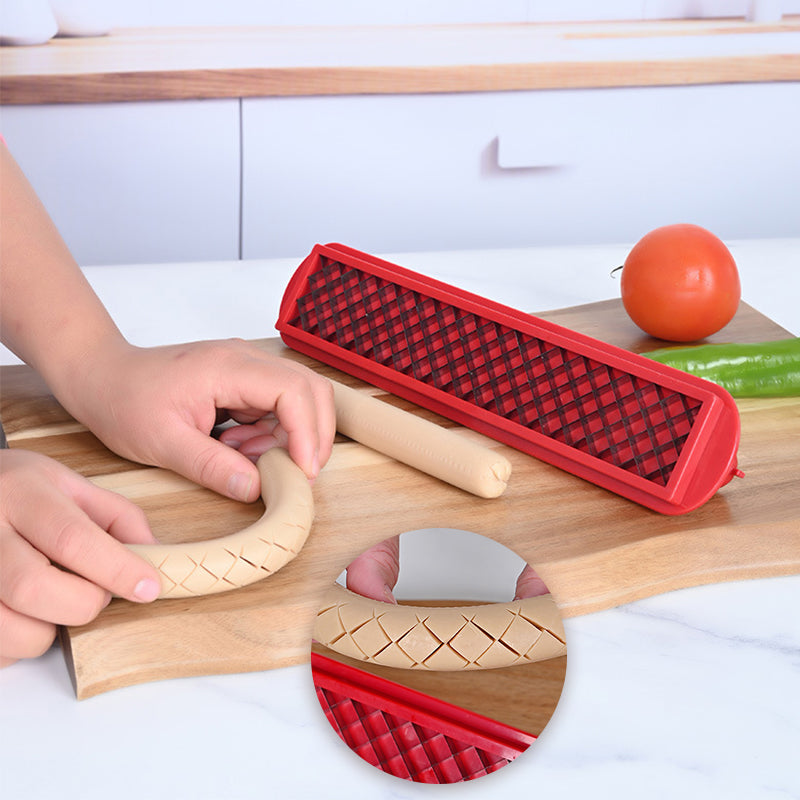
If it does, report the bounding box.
[2,55,799,105]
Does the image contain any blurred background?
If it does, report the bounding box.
[1,0,798,264]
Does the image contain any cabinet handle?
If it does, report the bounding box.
[495,133,567,170]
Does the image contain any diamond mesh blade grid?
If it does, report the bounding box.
[292,257,702,487]
[317,685,510,783]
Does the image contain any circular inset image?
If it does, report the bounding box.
[310,529,567,784]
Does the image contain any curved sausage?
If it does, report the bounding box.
[128,448,313,598]
[314,583,566,670]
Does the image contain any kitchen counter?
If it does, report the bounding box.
[0,241,798,798]
[1,18,799,104]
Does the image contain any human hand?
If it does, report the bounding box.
[0,449,161,667]
[512,563,550,600]
[345,536,401,604]
[56,339,335,503]
[345,535,549,604]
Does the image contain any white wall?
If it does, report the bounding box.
[80,0,800,28]
[3,2,798,267]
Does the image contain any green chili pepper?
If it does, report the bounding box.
[644,337,800,397]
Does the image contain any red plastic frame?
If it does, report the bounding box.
[277,243,741,514]
[311,652,534,783]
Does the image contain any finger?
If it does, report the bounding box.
[158,426,262,503]
[229,359,333,480]
[312,378,336,470]
[8,482,162,604]
[206,348,336,479]
[226,409,275,426]
[271,374,323,479]
[272,366,334,473]
[0,531,111,625]
[514,564,550,599]
[0,601,56,663]
[346,536,401,604]
[237,434,281,463]
[66,476,158,546]
[235,422,288,462]
[219,417,282,450]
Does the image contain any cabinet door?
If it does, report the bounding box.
[1,100,240,265]
[241,83,799,258]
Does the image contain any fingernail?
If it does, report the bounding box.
[382,585,397,605]
[311,451,320,478]
[228,471,254,502]
[133,578,161,602]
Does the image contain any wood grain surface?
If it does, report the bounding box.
[311,642,568,737]
[2,298,798,705]
[2,19,799,104]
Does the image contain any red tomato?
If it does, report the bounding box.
[620,224,741,342]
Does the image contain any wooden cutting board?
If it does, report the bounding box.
[2,299,798,701]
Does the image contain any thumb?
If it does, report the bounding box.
[160,428,262,503]
[346,536,400,604]
[514,564,550,600]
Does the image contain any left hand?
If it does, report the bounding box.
[58,338,335,502]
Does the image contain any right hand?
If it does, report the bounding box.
[0,449,161,667]
[55,338,336,502]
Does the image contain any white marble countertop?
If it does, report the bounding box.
[1,240,798,799]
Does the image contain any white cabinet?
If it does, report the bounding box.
[3,83,797,265]
[0,100,241,266]
[241,83,800,259]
